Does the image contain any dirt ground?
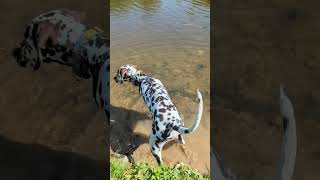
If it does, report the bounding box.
[0,1,108,179]
[213,0,320,179]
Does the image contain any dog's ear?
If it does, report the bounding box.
[131,64,137,68]
[38,22,59,49]
[120,68,128,77]
[72,57,91,79]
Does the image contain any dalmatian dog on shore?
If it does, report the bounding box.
[114,64,203,165]
[12,9,112,124]
[211,86,297,180]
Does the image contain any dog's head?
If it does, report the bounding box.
[12,40,41,71]
[113,64,138,84]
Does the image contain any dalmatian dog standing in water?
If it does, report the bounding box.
[113,64,203,165]
[12,9,113,124]
[211,86,297,180]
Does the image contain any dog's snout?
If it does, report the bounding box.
[114,76,117,81]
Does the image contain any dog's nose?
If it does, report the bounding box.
[114,76,118,82]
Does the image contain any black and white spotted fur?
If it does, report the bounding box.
[12,9,111,124]
[114,64,203,165]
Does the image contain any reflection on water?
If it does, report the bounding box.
[111,0,161,15]
[111,0,210,95]
[111,0,209,17]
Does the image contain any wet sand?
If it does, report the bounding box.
[214,0,320,179]
[0,0,108,179]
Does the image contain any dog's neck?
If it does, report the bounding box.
[75,28,109,66]
[128,68,147,86]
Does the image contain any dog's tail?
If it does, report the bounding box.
[175,89,203,134]
[277,85,297,180]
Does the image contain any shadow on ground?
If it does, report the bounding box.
[110,104,180,162]
[110,105,149,155]
[0,135,106,180]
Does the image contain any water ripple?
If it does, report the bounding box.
[111,0,210,91]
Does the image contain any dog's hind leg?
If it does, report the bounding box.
[149,135,166,165]
[178,134,185,144]
[150,145,162,165]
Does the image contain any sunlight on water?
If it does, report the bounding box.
[111,0,210,124]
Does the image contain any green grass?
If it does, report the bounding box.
[110,156,210,180]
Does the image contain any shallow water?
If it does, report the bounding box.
[111,0,209,62]
[110,0,210,175]
[111,0,210,115]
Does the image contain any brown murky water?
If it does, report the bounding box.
[110,0,210,175]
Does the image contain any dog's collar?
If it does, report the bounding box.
[74,26,105,50]
[136,70,143,76]
[83,26,104,39]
